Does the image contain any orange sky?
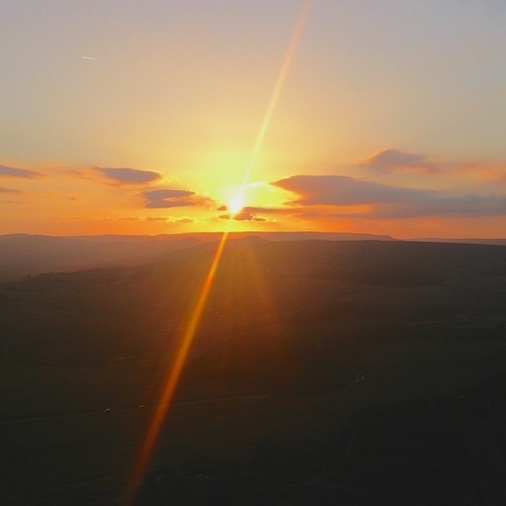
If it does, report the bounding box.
[2,1,506,239]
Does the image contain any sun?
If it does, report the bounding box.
[228,194,245,216]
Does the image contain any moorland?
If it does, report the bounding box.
[1,235,506,505]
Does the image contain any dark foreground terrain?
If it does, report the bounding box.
[138,376,506,506]
[1,238,506,504]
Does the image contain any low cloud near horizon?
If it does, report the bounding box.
[0,165,41,179]
[364,149,439,173]
[360,149,506,184]
[0,186,21,194]
[274,175,431,206]
[94,167,161,185]
[272,173,506,220]
[142,188,196,208]
[218,206,268,222]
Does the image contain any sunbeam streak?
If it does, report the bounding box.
[124,228,230,504]
[238,0,314,198]
[124,2,313,503]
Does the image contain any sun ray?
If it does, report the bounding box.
[124,2,314,503]
[124,227,230,504]
[237,0,314,200]
[228,193,245,215]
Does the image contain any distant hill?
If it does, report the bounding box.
[0,232,395,282]
[416,237,506,246]
[0,233,200,282]
[2,239,506,379]
[2,230,505,285]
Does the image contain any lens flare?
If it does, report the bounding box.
[124,228,230,504]
[124,2,313,503]
[228,194,245,215]
[239,0,314,193]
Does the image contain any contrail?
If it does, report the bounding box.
[123,2,313,504]
[82,55,99,61]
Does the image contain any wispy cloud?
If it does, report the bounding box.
[368,194,506,219]
[218,206,270,222]
[142,188,196,208]
[0,165,41,178]
[273,175,430,206]
[94,167,162,185]
[115,216,194,224]
[0,186,22,194]
[145,215,195,224]
[171,217,194,224]
[246,205,296,215]
[359,149,506,184]
[363,149,439,173]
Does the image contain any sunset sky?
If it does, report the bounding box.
[1,0,506,238]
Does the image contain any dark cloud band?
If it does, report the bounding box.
[95,167,161,185]
[0,165,41,178]
[142,188,196,208]
[271,174,506,220]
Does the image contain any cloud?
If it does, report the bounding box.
[117,216,194,223]
[142,188,196,208]
[172,217,195,224]
[246,206,295,215]
[273,175,430,206]
[0,186,21,194]
[462,163,506,185]
[369,194,506,219]
[357,149,506,184]
[145,216,167,222]
[233,208,267,222]
[364,149,439,173]
[95,167,162,185]
[0,165,41,178]
[272,174,506,220]
[146,216,194,224]
[218,207,268,222]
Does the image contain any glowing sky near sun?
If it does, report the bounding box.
[2,0,506,238]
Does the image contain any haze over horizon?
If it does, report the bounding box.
[2,1,506,238]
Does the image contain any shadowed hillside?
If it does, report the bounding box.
[0,234,201,282]
[138,373,506,506]
[1,239,506,505]
[0,232,395,283]
[2,239,506,376]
